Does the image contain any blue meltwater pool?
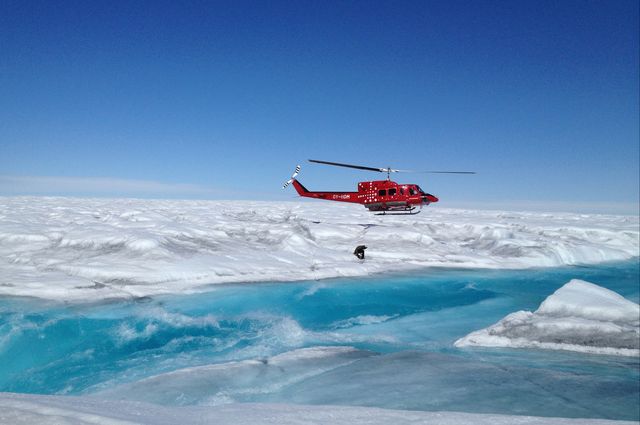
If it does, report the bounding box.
[0,260,638,420]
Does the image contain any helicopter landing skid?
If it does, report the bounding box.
[375,208,421,216]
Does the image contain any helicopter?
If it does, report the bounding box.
[283,159,475,215]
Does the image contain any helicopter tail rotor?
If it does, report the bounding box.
[282,165,301,189]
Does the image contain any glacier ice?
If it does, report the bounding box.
[94,346,375,406]
[1,197,638,423]
[455,279,640,356]
[0,393,636,425]
[0,196,637,301]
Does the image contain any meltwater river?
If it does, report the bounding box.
[0,260,638,420]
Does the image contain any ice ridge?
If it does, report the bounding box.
[455,279,640,356]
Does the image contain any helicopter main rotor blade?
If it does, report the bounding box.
[309,159,475,174]
[410,170,476,174]
[308,159,390,173]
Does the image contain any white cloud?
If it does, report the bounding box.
[0,175,217,198]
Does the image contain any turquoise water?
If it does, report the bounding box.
[0,260,638,420]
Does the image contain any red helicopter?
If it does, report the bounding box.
[283,159,475,215]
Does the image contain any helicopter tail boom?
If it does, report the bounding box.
[292,180,360,203]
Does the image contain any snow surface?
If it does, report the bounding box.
[1,197,637,301]
[0,393,635,425]
[455,279,640,356]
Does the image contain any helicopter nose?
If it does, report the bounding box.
[423,194,439,203]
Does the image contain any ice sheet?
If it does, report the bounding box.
[1,197,637,301]
[455,279,640,356]
[0,393,635,425]
[94,346,374,405]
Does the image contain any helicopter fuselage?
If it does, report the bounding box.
[292,179,438,212]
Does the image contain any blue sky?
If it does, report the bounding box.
[1,0,638,213]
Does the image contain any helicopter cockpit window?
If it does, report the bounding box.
[416,186,426,195]
[409,188,417,195]
[388,188,396,196]
[378,189,386,197]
